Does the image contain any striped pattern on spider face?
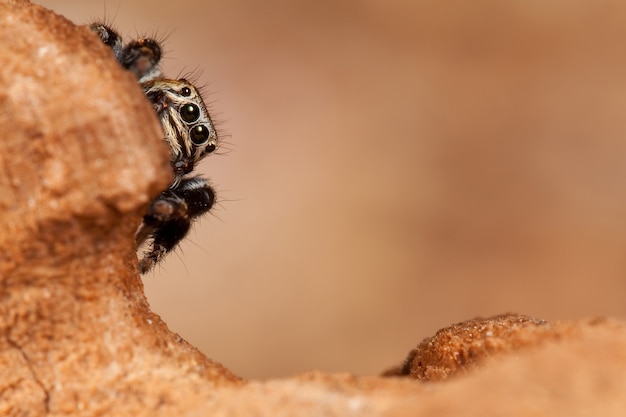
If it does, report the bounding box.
[143,78,218,178]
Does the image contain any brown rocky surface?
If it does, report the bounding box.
[0,1,240,415]
[383,314,611,381]
[2,1,626,416]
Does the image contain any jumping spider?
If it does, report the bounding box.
[90,23,218,273]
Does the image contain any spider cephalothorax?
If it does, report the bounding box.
[143,78,217,177]
[89,22,219,273]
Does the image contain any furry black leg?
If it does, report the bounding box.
[137,177,215,273]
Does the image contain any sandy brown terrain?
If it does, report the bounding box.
[2,0,626,415]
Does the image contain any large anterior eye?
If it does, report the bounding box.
[180,103,200,123]
[189,125,210,145]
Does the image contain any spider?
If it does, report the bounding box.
[90,22,219,273]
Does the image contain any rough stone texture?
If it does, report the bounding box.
[383,314,626,383]
[384,313,552,380]
[0,1,240,416]
[2,1,626,416]
[184,318,626,416]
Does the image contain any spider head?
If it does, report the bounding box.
[142,78,217,176]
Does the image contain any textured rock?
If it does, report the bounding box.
[384,313,552,380]
[0,1,240,415]
[2,1,626,416]
[180,317,626,417]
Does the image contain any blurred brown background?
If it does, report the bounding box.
[34,0,626,379]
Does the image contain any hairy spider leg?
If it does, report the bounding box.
[138,177,215,273]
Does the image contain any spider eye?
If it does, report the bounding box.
[189,125,210,146]
[205,143,216,154]
[180,103,200,123]
[181,87,192,97]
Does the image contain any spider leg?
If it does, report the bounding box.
[138,176,215,273]
[120,38,163,82]
[89,23,162,82]
[89,23,124,60]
